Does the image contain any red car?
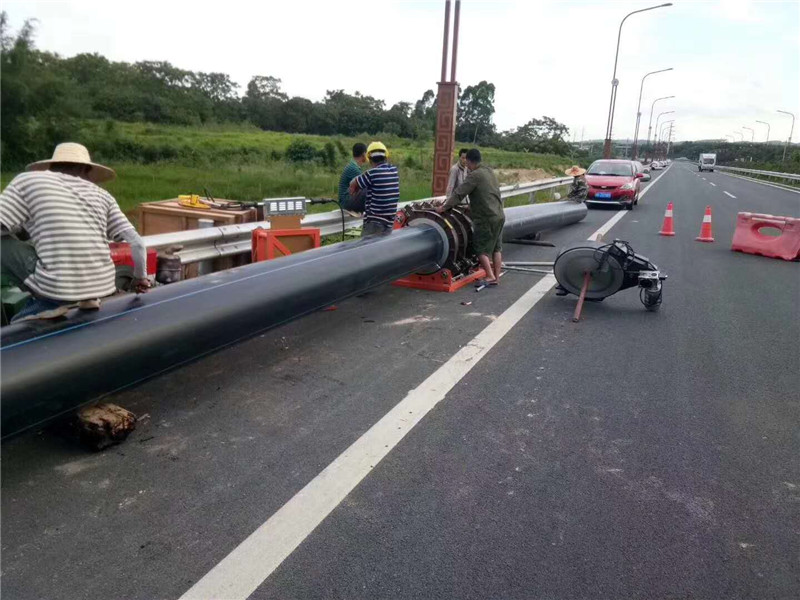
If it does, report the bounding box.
[585,159,643,210]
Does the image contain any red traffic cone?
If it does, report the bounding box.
[696,206,715,242]
[659,202,676,236]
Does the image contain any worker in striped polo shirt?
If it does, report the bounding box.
[0,143,150,321]
[348,141,400,237]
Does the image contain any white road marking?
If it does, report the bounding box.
[724,191,736,198]
[709,182,717,187]
[702,177,707,181]
[179,167,672,600]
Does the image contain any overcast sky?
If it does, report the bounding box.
[4,0,799,144]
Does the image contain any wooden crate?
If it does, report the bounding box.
[137,199,257,236]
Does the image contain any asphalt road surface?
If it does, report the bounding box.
[2,163,798,600]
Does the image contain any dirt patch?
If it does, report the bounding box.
[494,168,552,185]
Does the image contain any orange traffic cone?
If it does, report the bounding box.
[659,202,676,236]
[696,206,715,242]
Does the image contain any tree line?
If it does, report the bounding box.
[1,15,572,169]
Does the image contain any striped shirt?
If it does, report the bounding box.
[355,162,400,226]
[0,171,136,301]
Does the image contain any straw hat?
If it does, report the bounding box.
[564,165,586,177]
[27,143,116,183]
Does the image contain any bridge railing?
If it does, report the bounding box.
[714,165,800,184]
[142,177,573,264]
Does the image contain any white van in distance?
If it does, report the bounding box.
[698,153,716,172]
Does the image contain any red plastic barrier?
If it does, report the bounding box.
[730,212,800,261]
[109,242,157,274]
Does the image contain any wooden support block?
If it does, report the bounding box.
[76,403,137,451]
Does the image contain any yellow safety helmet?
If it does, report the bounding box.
[366,141,388,161]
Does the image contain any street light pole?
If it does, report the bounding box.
[666,122,674,158]
[602,3,673,158]
[646,96,674,158]
[659,120,674,159]
[755,120,770,142]
[654,110,674,147]
[742,126,754,142]
[777,110,795,162]
[632,67,672,160]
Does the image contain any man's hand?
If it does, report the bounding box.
[435,204,447,214]
[134,278,151,294]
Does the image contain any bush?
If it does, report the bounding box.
[335,139,348,158]
[319,141,337,169]
[285,138,317,163]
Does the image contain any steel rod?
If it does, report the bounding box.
[572,271,592,322]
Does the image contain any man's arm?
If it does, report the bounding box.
[350,168,371,196]
[0,178,31,233]
[106,197,150,293]
[441,172,478,210]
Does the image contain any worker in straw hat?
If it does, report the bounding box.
[564,165,588,203]
[0,142,150,321]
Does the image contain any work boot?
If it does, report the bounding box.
[78,298,101,310]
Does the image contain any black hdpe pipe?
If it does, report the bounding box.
[0,226,444,438]
[503,201,587,241]
[1,201,586,438]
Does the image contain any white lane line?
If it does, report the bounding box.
[702,177,707,181]
[709,182,717,187]
[179,167,671,600]
[724,191,736,198]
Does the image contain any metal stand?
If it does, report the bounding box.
[572,271,592,323]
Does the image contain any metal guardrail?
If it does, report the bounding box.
[714,165,800,182]
[143,177,572,264]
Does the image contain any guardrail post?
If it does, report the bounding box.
[197,219,215,276]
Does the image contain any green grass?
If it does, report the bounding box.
[1,120,578,215]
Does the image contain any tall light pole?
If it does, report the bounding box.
[734,131,744,141]
[742,126,755,142]
[666,122,675,158]
[632,67,672,159]
[646,96,674,157]
[659,119,674,159]
[755,120,770,142]
[777,110,795,162]
[654,110,674,147]
[602,3,673,158]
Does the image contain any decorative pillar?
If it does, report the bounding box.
[432,0,461,197]
[432,82,458,196]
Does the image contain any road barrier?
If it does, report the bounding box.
[142,177,572,264]
[731,212,800,261]
[714,166,800,185]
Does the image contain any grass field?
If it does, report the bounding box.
[1,120,577,216]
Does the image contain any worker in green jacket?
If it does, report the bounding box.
[436,149,504,287]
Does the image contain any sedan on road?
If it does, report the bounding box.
[634,160,651,181]
[585,159,643,210]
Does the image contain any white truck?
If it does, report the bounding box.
[698,153,716,172]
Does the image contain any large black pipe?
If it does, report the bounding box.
[503,200,588,241]
[1,201,586,438]
[1,226,444,437]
